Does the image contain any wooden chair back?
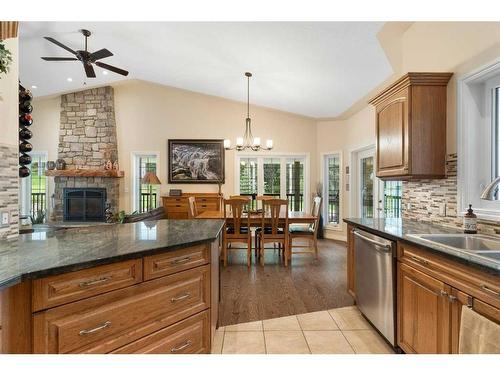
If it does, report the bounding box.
[230,195,253,211]
[260,199,288,238]
[310,196,323,233]
[187,196,199,219]
[224,198,251,238]
[256,195,273,210]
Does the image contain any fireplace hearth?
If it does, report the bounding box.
[63,188,106,222]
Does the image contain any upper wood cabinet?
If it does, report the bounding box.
[369,73,452,179]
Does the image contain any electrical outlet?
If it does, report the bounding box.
[406,202,412,210]
[1,211,9,227]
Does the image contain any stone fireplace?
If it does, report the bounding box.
[51,86,120,222]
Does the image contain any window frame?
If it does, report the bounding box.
[234,152,310,213]
[457,59,500,220]
[131,151,161,213]
[321,151,343,230]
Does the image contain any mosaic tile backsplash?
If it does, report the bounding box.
[0,143,19,240]
[402,153,500,235]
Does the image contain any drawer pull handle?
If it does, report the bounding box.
[176,204,181,207]
[79,321,111,336]
[481,285,500,297]
[79,276,111,288]
[171,293,191,303]
[170,340,192,353]
[410,255,428,265]
[170,256,192,265]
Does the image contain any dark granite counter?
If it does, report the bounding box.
[344,218,500,273]
[0,219,224,290]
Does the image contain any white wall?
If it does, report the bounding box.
[33,80,318,214]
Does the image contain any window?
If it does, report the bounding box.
[20,152,48,220]
[458,62,500,219]
[323,153,341,226]
[360,155,374,218]
[132,153,159,213]
[235,154,308,212]
[382,181,402,218]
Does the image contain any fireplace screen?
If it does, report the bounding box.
[63,188,106,222]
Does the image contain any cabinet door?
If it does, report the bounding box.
[398,262,451,353]
[376,89,409,178]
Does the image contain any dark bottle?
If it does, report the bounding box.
[19,127,33,140]
[19,166,31,178]
[19,113,33,126]
[19,89,33,101]
[19,102,33,114]
[19,140,33,153]
[19,153,32,166]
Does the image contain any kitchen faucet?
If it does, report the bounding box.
[480,176,500,200]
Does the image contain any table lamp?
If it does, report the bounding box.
[141,171,162,211]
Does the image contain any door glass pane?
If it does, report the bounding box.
[494,86,500,178]
[383,181,402,218]
[239,158,258,196]
[361,156,374,218]
[138,156,158,213]
[325,155,340,224]
[263,158,281,197]
[286,158,304,212]
[30,154,47,215]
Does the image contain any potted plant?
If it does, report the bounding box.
[316,182,324,239]
[0,40,13,78]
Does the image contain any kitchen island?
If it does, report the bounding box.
[344,218,499,354]
[0,219,224,354]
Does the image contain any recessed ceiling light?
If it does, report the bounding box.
[31,85,37,89]
[67,77,73,82]
[102,70,108,75]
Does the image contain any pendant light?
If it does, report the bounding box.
[224,72,273,151]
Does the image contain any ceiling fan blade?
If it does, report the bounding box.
[95,61,129,76]
[44,37,77,55]
[90,48,113,61]
[41,57,78,61]
[84,62,96,78]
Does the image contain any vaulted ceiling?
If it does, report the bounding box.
[19,22,393,118]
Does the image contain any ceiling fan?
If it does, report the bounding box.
[41,29,129,78]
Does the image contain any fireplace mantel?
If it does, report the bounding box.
[46,169,124,178]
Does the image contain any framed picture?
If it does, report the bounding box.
[168,139,225,184]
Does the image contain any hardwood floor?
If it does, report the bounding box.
[219,239,354,326]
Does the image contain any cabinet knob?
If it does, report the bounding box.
[440,290,448,297]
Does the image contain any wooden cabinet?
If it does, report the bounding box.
[162,193,221,219]
[369,73,452,180]
[398,262,451,353]
[2,241,219,354]
[346,224,355,298]
[397,241,500,354]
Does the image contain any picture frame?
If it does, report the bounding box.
[168,139,225,184]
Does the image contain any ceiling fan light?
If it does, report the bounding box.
[67,77,73,82]
[102,70,108,75]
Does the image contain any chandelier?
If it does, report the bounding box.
[224,72,273,151]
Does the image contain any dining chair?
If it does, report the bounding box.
[230,194,254,211]
[288,196,322,263]
[256,199,289,266]
[187,196,199,219]
[223,197,252,267]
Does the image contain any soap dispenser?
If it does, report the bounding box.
[463,204,478,234]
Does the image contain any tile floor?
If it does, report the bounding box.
[211,306,394,354]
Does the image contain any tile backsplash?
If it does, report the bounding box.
[402,153,500,235]
[0,143,19,240]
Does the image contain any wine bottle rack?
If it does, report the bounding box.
[19,83,33,178]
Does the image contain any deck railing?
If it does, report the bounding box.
[140,192,157,213]
[236,193,304,211]
[31,192,46,214]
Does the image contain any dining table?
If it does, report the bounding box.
[195,210,317,224]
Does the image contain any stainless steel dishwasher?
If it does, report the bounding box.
[353,228,396,346]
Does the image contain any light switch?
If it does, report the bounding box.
[1,211,9,227]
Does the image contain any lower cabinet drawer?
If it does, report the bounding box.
[33,266,210,354]
[111,310,210,354]
[144,244,209,280]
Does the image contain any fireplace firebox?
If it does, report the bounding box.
[63,188,106,222]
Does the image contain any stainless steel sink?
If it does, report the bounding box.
[408,234,500,252]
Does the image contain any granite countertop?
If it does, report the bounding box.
[344,218,500,273]
[0,219,224,290]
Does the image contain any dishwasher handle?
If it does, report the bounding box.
[353,230,393,253]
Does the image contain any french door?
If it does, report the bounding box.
[236,155,308,212]
[357,148,376,218]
